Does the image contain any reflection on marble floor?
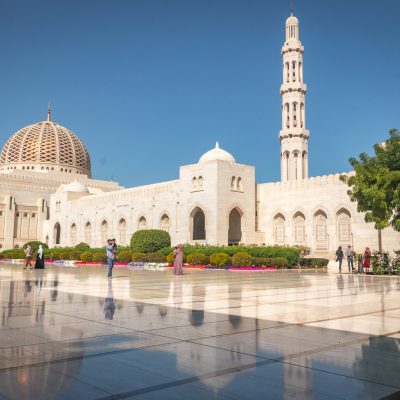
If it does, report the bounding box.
[0,264,399,399]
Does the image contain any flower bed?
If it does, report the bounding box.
[128,262,168,271]
[230,266,276,271]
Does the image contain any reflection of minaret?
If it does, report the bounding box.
[279,3,310,181]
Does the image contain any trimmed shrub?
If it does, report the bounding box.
[68,251,82,260]
[80,252,93,262]
[93,253,106,263]
[74,242,90,251]
[166,252,174,264]
[232,252,252,267]
[187,252,209,265]
[117,251,132,263]
[131,252,147,262]
[252,257,288,268]
[130,230,171,253]
[23,241,48,252]
[146,252,166,263]
[210,253,230,267]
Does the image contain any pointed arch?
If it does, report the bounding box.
[336,208,351,246]
[314,210,328,251]
[160,213,170,232]
[118,218,127,244]
[273,213,286,244]
[100,220,108,244]
[190,207,206,241]
[138,216,147,230]
[293,211,306,244]
[53,222,61,245]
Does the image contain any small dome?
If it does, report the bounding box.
[63,180,89,193]
[286,15,298,25]
[199,142,235,163]
[0,112,91,176]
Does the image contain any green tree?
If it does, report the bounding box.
[340,129,400,251]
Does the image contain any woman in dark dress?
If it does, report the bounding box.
[34,244,45,269]
[363,247,371,272]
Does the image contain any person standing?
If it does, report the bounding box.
[345,245,354,273]
[335,246,344,273]
[173,245,184,275]
[363,247,371,272]
[106,239,117,279]
[24,245,33,269]
[34,244,45,269]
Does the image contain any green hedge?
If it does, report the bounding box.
[80,252,93,262]
[252,257,288,268]
[118,251,132,263]
[299,258,329,267]
[74,242,90,251]
[130,230,171,253]
[132,252,147,262]
[93,253,106,263]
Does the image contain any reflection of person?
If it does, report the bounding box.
[335,246,344,273]
[363,247,371,272]
[24,245,33,269]
[34,245,45,269]
[345,245,354,273]
[173,245,184,275]
[104,280,116,320]
[106,239,118,279]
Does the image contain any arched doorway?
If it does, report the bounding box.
[54,222,61,245]
[337,208,351,247]
[273,214,286,244]
[70,223,77,246]
[160,214,170,232]
[191,207,205,240]
[118,218,127,244]
[138,216,147,230]
[228,208,242,245]
[101,220,108,244]
[85,222,91,246]
[314,210,328,251]
[293,212,306,244]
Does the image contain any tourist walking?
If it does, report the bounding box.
[34,244,45,269]
[106,239,118,279]
[363,247,371,273]
[335,246,344,273]
[345,245,354,273]
[173,245,184,275]
[24,245,33,269]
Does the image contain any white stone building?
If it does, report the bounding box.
[0,11,398,256]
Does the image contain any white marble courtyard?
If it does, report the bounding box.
[0,263,399,399]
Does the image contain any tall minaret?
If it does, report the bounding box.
[279,6,310,181]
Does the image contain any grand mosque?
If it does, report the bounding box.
[0,11,398,256]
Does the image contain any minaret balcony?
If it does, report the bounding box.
[280,82,307,94]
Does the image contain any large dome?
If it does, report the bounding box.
[0,115,91,176]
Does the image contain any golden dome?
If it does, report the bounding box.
[0,118,91,176]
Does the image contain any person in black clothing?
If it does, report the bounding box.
[336,246,344,273]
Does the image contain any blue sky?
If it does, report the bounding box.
[0,0,398,187]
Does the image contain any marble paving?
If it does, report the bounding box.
[0,263,399,399]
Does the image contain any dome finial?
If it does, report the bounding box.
[47,102,51,121]
[290,0,294,16]
[215,141,220,149]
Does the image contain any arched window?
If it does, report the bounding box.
[282,151,290,181]
[85,222,91,246]
[160,214,170,232]
[237,177,242,191]
[300,103,304,128]
[191,207,206,241]
[314,211,328,250]
[138,216,147,230]
[54,222,61,245]
[101,220,108,244]
[292,61,296,81]
[285,62,290,82]
[192,177,197,189]
[285,103,290,128]
[293,212,306,244]
[293,102,297,127]
[118,218,127,244]
[293,151,299,180]
[273,214,286,244]
[70,223,77,246]
[231,176,236,189]
[198,176,203,188]
[302,151,307,179]
[299,62,303,82]
[337,209,351,246]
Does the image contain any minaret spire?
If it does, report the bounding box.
[47,102,51,121]
[279,10,310,181]
[290,0,294,16]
